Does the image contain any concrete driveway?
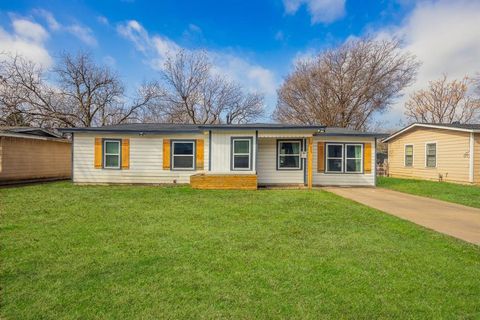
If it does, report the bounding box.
[323,187,480,245]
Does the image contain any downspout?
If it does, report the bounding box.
[469,132,474,183]
[208,130,212,171]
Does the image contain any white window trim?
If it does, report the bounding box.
[103,139,121,169]
[277,140,302,170]
[232,138,252,171]
[404,144,414,167]
[325,143,344,173]
[345,143,363,173]
[172,140,196,170]
[425,142,437,168]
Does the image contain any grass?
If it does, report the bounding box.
[378,176,480,208]
[1,182,479,319]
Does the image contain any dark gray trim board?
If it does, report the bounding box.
[208,130,212,171]
[255,130,258,173]
[58,123,326,134]
[71,133,74,182]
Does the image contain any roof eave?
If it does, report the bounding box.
[383,123,478,143]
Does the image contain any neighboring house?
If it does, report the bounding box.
[59,123,384,189]
[383,123,480,185]
[0,127,71,184]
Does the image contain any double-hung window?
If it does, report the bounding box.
[103,140,121,169]
[345,144,363,173]
[172,141,195,170]
[278,140,301,170]
[326,144,343,172]
[405,145,413,167]
[232,138,252,170]
[326,143,364,173]
[425,143,436,168]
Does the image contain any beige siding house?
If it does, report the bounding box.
[0,127,71,184]
[383,123,480,185]
[61,123,383,189]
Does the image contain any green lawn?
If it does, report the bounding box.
[1,182,479,319]
[378,176,480,208]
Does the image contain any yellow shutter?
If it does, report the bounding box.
[163,139,170,169]
[121,139,130,169]
[317,142,325,172]
[364,143,372,173]
[94,138,102,168]
[196,139,204,170]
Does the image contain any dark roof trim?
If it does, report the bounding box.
[57,128,203,134]
[318,132,389,138]
[58,124,326,133]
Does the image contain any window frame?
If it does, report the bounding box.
[425,142,437,168]
[404,144,414,167]
[103,139,121,169]
[277,139,302,170]
[231,137,253,171]
[171,140,196,171]
[325,143,344,173]
[324,142,365,174]
[344,143,363,173]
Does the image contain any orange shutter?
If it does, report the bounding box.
[163,139,170,169]
[121,139,130,169]
[94,138,102,168]
[364,143,372,173]
[196,139,204,170]
[317,142,325,172]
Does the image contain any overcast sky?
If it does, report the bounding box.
[1,0,480,128]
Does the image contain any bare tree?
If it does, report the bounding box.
[274,37,420,130]
[154,50,264,124]
[0,52,164,128]
[405,75,480,124]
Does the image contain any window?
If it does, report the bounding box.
[405,145,413,167]
[325,143,364,173]
[278,140,301,169]
[426,143,436,168]
[345,144,363,173]
[232,138,252,170]
[326,144,343,172]
[172,141,195,170]
[103,140,121,169]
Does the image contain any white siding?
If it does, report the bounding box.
[210,130,256,173]
[73,132,208,184]
[257,138,304,185]
[313,136,376,186]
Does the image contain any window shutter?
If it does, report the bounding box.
[317,142,325,172]
[94,138,102,169]
[163,139,170,169]
[364,143,372,173]
[121,139,130,169]
[196,139,204,170]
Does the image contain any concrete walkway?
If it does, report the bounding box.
[323,187,480,245]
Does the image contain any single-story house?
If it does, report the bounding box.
[383,123,480,184]
[0,127,71,184]
[59,123,384,189]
